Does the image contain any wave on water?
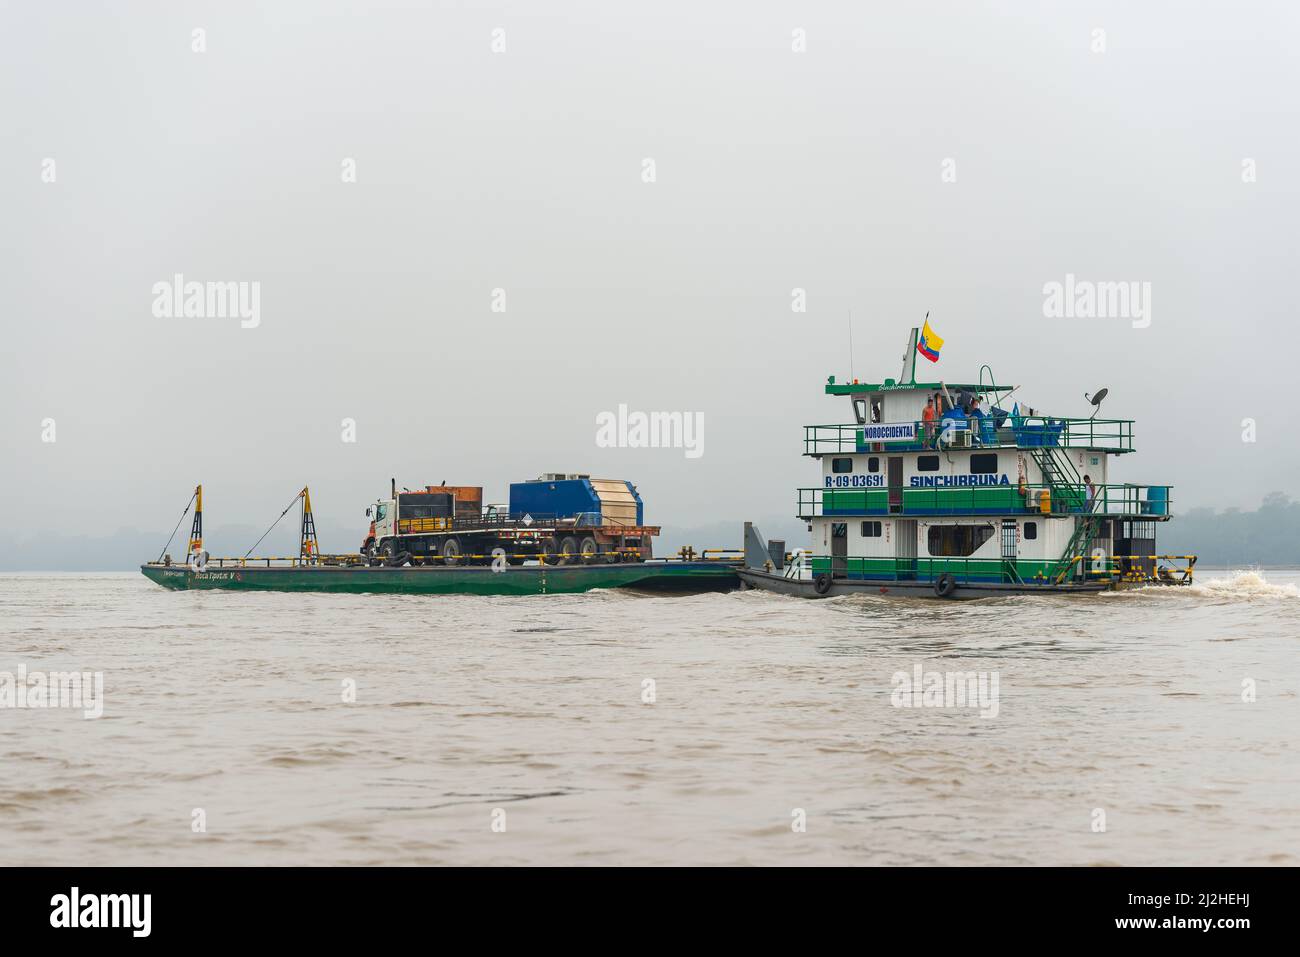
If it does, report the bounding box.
[1104,569,1300,602]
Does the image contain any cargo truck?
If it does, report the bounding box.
[360,474,659,566]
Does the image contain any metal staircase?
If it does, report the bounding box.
[1029,445,1081,509]
[1029,446,1100,583]
[1049,516,1094,583]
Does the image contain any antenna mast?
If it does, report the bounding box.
[847,310,856,382]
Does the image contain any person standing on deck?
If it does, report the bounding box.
[921,397,937,448]
[1084,474,1097,510]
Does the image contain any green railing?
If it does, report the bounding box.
[804,554,1039,584]
[804,416,1135,456]
[799,483,1172,518]
[799,552,1194,586]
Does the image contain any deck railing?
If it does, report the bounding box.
[801,552,1194,585]
[799,482,1173,518]
[804,416,1136,456]
[805,554,1033,584]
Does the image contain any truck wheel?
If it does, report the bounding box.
[557,536,579,566]
[540,539,559,565]
[382,540,398,565]
[579,536,599,564]
[441,538,462,566]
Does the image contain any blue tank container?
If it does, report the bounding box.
[508,478,644,525]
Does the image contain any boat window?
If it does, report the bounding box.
[831,523,847,538]
[927,524,996,557]
[832,457,853,474]
[870,397,883,423]
[1024,521,1037,540]
[861,521,882,537]
[970,453,999,474]
[917,455,940,472]
[853,399,867,424]
[867,457,880,473]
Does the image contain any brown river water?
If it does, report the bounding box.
[1,570,1297,866]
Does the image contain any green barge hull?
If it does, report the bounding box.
[140,561,740,596]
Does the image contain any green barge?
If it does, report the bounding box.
[140,559,740,596]
[142,479,741,597]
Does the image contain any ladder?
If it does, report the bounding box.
[1050,515,1101,583]
[1029,445,1082,511]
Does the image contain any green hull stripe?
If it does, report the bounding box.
[141,563,739,596]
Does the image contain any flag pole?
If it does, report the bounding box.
[900,323,920,385]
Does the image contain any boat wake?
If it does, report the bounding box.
[1104,569,1299,602]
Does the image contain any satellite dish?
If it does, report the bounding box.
[1085,388,1109,419]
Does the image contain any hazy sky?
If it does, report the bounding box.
[3,1,1297,560]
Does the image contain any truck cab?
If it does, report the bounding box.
[361,500,396,556]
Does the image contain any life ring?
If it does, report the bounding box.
[813,573,833,595]
[934,573,957,598]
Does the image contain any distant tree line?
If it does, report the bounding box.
[1160,492,1300,566]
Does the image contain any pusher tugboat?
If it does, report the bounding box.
[740,325,1196,599]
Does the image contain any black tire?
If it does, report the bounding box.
[813,573,833,595]
[557,536,579,566]
[539,539,559,566]
[579,536,600,564]
[934,573,957,598]
[441,537,462,566]
[382,540,400,566]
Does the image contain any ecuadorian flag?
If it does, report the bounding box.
[917,319,944,363]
